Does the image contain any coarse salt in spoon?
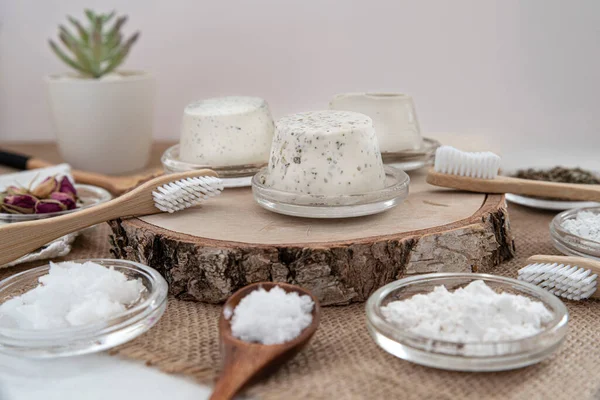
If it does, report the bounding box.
[211,282,321,400]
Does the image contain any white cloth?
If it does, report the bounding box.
[0,163,72,192]
[4,233,78,267]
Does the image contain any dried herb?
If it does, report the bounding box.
[512,166,600,201]
[513,167,600,184]
[1,176,79,215]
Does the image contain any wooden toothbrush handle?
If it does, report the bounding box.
[427,171,600,202]
[27,158,126,195]
[0,195,153,268]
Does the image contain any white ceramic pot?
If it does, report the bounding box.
[46,71,155,174]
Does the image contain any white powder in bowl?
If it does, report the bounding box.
[227,286,314,345]
[561,210,600,242]
[381,280,554,342]
[0,261,145,330]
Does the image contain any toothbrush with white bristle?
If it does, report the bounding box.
[518,255,600,300]
[427,146,600,201]
[0,170,223,267]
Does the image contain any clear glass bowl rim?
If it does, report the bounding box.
[366,272,569,350]
[0,184,112,221]
[0,258,168,340]
[252,165,410,205]
[161,144,267,174]
[380,137,441,159]
[551,206,600,249]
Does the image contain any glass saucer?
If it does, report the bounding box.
[505,193,600,211]
[161,144,266,188]
[550,207,600,260]
[381,137,441,171]
[0,184,112,224]
[0,259,168,358]
[251,166,410,218]
[366,273,568,371]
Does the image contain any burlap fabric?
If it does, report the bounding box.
[1,204,599,400]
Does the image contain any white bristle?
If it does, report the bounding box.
[152,176,224,213]
[518,262,598,301]
[434,146,501,179]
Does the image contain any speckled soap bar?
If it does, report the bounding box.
[179,96,274,167]
[265,110,386,195]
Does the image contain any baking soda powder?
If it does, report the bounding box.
[562,210,600,242]
[381,280,553,342]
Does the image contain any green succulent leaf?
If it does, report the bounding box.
[50,10,139,79]
[67,16,89,43]
[105,16,126,48]
[59,31,93,72]
[84,9,96,23]
[49,40,90,76]
[102,11,116,23]
[100,32,139,76]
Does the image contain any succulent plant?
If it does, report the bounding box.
[49,9,140,78]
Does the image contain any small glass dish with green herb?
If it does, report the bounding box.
[505,167,600,211]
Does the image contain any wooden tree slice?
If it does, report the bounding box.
[109,171,515,306]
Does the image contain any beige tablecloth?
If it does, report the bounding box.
[0,144,598,400]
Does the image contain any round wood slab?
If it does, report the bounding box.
[109,170,515,305]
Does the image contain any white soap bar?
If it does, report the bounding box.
[265,110,386,196]
[179,96,274,167]
[329,93,422,152]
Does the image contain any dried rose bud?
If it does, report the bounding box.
[50,192,77,210]
[35,199,67,214]
[58,176,77,198]
[3,194,38,214]
[31,177,59,199]
[6,186,27,196]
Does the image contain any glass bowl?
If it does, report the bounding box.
[161,144,266,188]
[0,184,112,224]
[252,166,410,218]
[366,273,568,372]
[0,259,168,358]
[381,137,440,171]
[550,207,600,260]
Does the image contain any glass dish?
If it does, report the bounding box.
[550,207,600,260]
[366,273,568,372]
[0,184,112,224]
[505,193,600,211]
[0,259,168,358]
[252,166,410,218]
[381,137,440,171]
[162,144,265,188]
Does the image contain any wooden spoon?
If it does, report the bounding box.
[211,282,321,400]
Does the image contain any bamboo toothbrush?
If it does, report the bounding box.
[0,148,164,196]
[427,146,600,201]
[0,170,223,267]
[518,255,599,300]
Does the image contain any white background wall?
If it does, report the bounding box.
[1,0,599,168]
